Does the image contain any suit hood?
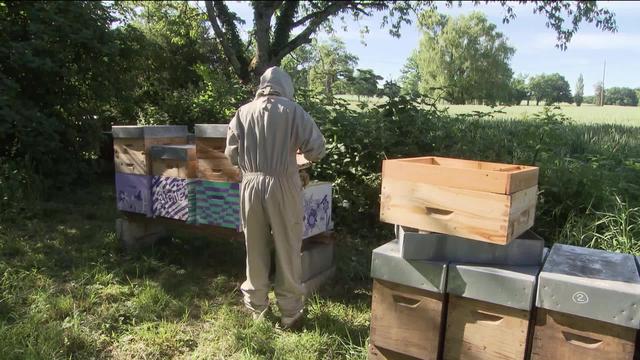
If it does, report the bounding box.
[255,66,294,100]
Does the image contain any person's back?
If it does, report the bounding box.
[225,67,325,329]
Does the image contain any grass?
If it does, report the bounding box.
[336,94,640,126]
[0,179,374,359]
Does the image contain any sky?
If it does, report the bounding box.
[225,1,640,95]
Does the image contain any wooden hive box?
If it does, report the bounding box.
[531,244,640,360]
[112,125,188,175]
[149,145,196,221]
[115,172,152,217]
[301,238,334,283]
[303,181,333,239]
[380,156,539,245]
[444,263,542,360]
[194,124,240,182]
[369,240,448,360]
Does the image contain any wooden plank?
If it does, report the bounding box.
[113,138,146,174]
[370,279,445,360]
[443,295,530,360]
[196,159,240,182]
[383,156,538,195]
[195,138,226,157]
[380,175,537,244]
[150,146,197,179]
[531,308,636,360]
[369,344,422,360]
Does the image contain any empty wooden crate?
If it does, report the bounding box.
[370,240,448,360]
[444,263,542,360]
[380,156,539,244]
[532,244,640,360]
[149,145,196,221]
[112,125,188,175]
[194,124,240,182]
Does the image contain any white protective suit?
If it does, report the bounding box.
[225,67,326,319]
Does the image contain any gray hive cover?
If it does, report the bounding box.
[195,124,228,138]
[149,145,195,161]
[301,241,334,282]
[111,125,188,138]
[397,225,544,266]
[536,244,640,329]
[447,264,540,310]
[371,240,447,293]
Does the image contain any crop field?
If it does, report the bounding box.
[336,95,640,126]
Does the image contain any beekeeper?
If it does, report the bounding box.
[225,67,326,329]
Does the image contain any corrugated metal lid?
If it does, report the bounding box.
[371,240,447,293]
[537,244,640,329]
[195,124,228,138]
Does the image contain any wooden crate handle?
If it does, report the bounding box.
[425,206,454,219]
[497,165,522,172]
[391,294,421,308]
[472,309,504,324]
[562,331,603,349]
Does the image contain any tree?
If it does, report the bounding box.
[594,82,604,106]
[605,87,638,106]
[575,74,584,106]
[350,69,383,99]
[380,80,402,99]
[202,1,618,83]
[528,73,572,105]
[308,37,358,99]
[0,1,121,188]
[636,89,640,107]
[399,51,421,97]
[508,74,530,106]
[414,10,515,105]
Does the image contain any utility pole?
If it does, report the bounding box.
[600,60,606,106]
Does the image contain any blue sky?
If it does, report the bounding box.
[225,1,640,95]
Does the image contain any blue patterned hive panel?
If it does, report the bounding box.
[193,180,241,230]
[115,173,152,216]
[151,176,193,221]
[303,182,333,239]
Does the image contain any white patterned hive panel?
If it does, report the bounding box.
[303,182,332,239]
[151,176,191,221]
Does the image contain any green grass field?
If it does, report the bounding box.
[336,95,640,126]
[0,182,372,359]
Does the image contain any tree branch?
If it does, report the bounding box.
[252,1,281,73]
[271,1,299,57]
[273,2,351,64]
[205,0,251,82]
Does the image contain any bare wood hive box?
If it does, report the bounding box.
[370,240,448,360]
[380,156,539,245]
[194,124,240,182]
[444,263,541,360]
[112,125,188,175]
[532,244,640,360]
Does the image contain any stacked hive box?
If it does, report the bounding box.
[371,156,542,360]
[149,144,197,221]
[532,244,640,360]
[113,125,188,217]
[192,124,242,229]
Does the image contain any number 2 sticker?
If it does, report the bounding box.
[572,291,589,304]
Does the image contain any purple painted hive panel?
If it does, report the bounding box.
[303,182,332,239]
[151,176,191,221]
[115,173,151,216]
